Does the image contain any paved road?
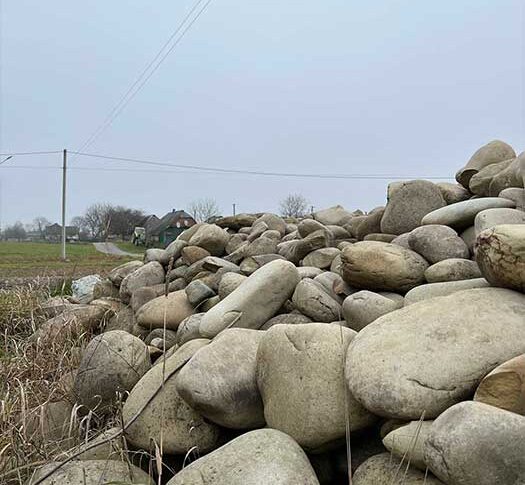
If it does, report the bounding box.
[93,242,141,258]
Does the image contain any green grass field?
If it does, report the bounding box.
[0,241,142,279]
[114,240,145,254]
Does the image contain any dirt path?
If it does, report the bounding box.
[93,242,141,258]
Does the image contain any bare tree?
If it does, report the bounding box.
[188,198,220,222]
[32,216,51,238]
[279,194,308,218]
[73,204,145,240]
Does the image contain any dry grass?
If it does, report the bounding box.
[0,285,97,483]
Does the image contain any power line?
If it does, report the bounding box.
[69,151,453,180]
[74,0,213,155]
[0,150,62,156]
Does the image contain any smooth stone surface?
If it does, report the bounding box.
[260,312,312,330]
[455,139,516,188]
[404,278,490,305]
[383,420,434,470]
[29,460,152,485]
[200,260,300,338]
[302,247,341,269]
[380,180,446,235]
[408,225,469,263]
[499,187,525,210]
[341,241,428,293]
[474,353,525,414]
[167,429,320,485]
[74,330,150,412]
[346,288,525,419]
[119,261,165,303]
[175,313,203,345]
[474,208,525,236]
[176,328,265,429]
[421,197,516,229]
[292,279,342,322]
[108,260,143,287]
[353,453,443,484]
[257,323,375,451]
[425,401,525,485]
[188,223,230,256]
[424,258,481,283]
[136,290,194,331]
[475,224,525,292]
[217,272,247,300]
[436,182,470,204]
[123,339,219,454]
[342,290,403,331]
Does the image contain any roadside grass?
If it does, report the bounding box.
[0,242,138,279]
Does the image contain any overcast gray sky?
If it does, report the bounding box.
[0,0,523,226]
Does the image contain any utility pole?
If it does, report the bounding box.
[61,149,67,260]
[232,203,236,216]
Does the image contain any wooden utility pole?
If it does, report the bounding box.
[61,149,67,260]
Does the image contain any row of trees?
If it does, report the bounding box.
[1,194,310,242]
[71,204,145,240]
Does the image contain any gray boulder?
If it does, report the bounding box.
[499,187,525,210]
[421,197,516,230]
[474,208,525,236]
[29,460,152,485]
[176,328,264,428]
[424,258,481,283]
[218,272,247,299]
[302,247,340,269]
[404,278,489,305]
[436,182,470,204]
[292,278,342,322]
[380,180,446,235]
[185,279,215,307]
[476,224,525,292]
[108,260,143,287]
[383,420,434,470]
[175,313,203,345]
[353,453,443,484]
[408,225,469,263]
[136,290,194,331]
[260,312,312,330]
[74,330,150,412]
[189,223,230,256]
[167,429,320,485]
[425,401,525,485]
[455,139,516,188]
[199,260,299,338]
[341,241,428,293]
[313,205,352,226]
[342,290,403,331]
[123,339,219,454]
[346,288,525,419]
[119,261,165,303]
[257,324,375,451]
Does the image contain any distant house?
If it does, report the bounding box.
[148,209,196,246]
[44,223,79,242]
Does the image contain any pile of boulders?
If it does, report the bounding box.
[28,140,525,484]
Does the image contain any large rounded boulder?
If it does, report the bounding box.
[346,288,525,419]
[199,259,300,338]
[167,429,320,485]
[380,180,446,235]
[340,241,428,293]
[123,339,219,454]
[175,328,265,429]
[475,224,525,292]
[73,330,150,412]
[425,401,525,485]
[119,261,165,303]
[408,225,469,263]
[257,323,376,451]
[135,290,194,331]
